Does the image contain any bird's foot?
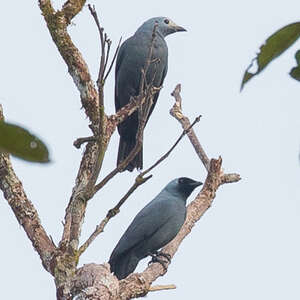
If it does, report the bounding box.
[148,251,171,271]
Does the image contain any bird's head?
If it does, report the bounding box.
[166,177,203,199]
[137,17,186,38]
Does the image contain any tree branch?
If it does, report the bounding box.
[170,84,210,171]
[149,284,176,292]
[39,0,100,129]
[0,105,57,274]
[62,0,86,23]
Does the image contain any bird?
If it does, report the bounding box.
[115,17,186,171]
[109,177,202,280]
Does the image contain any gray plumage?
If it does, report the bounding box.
[109,177,202,280]
[115,17,186,171]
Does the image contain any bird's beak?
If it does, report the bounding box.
[190,181,203,187]
[168,20,187,32]
[173,25,187,32]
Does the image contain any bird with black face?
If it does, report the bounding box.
[115,17,186,171]
[109,177,202,280]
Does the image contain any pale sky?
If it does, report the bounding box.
[1,1,300,299]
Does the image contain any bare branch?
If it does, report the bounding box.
[170,84,210,171]
[104,37,122,82]
[0,105,57,273]
[107,87,161,131]
[103,36,111,78]
[73,136,97,149]
[140,115,201,176]
[62,0,86,23]
[39,2,111,270]
[149,284,176,292]
[39,0,100,128]
[88,4,106,95]
[221,173,241,184]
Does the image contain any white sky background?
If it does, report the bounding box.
[1,1,300,299]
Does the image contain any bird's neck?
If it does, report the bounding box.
[135,30,165,41]
[161,189,187,204]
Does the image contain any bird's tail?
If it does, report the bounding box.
[109,253,139,280]
[117,136,143,172]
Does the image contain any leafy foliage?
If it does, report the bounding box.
[290,50,300,81]
[241,22,300,90]
[0,121,49,163]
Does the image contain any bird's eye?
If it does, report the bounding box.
[178,178,185,184]
[164,19,169,24]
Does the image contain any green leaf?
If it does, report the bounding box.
[0,121,50,163]
[290,49,300,81]
[241,22,300,90]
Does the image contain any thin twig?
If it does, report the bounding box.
[78,174,152,256]
[140,116,201,176]
[103,37,111,77]
[88,4,106,92]
[73,136,97,149]
[149,284,176,292]
[94,110,200,196]
[104,37,122,82]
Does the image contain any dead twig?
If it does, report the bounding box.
[149,284,176,292]
[104,37,122,82]
[170,84,210,171]
[140,115,201,176]
[73,136,97,149]
[88,4,106,95]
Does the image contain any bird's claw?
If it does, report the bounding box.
[148,251,171,270]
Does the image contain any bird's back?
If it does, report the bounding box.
[115,32,168,115]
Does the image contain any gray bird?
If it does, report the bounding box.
[115,17,186,171]
[109,177,202,280]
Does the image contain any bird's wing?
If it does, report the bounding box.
[114,43,125,111]
[146,62,168,122]
[110,198,173,258]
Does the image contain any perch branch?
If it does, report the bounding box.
[88,4,106,92]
